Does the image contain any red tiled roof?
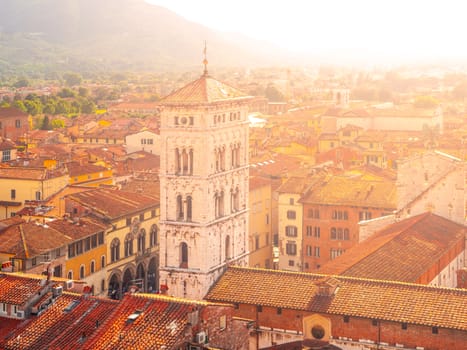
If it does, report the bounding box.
[0,107,28,118]
[47,217,108,241]
[0,221,72,259]
[66,188,157,220]
[161,74,251,105]
[0,138,16,151]
[319,213,466,281]
[66,162,109,177]
[0,274,43,305]
[205,266,467,330]
[83,293,199,349]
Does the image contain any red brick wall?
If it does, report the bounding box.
[331,315,467,350]
[302,204,390,271]
[230,304,467,350]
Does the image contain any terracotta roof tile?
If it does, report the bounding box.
[66,188,157,220]
[161,74,250,105]
[320,213,466,281]
[0,274,44,305]
[205,267,467,330]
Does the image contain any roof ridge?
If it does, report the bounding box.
[19,224,30,259]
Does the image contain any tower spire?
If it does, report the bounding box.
[203,41,208,76]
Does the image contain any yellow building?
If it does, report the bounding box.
[64,188,160,298]
[48,218,109,295]
[67,162,113,187]
[0,167,69,219]
[248,176,273,269]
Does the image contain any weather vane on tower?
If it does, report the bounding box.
[203,40,208,76]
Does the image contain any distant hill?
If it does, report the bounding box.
[0,0,292,75]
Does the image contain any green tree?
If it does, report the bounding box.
[13,78,29,88]
[51,119,65,129]
[80,98,96,114]
[58,88,76,98]
[13,100,27,112]
[78,87,89,97]
[43,102,56,115]
[63,73,82,87]
[24,99,42,116]
[41,115,52,130]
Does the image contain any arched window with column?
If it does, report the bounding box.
[137,228,146,253]
[176,195,184,220]
[175,148,181,174]
[110,238,120,262]
[180,242,188,268]
[186,196,192,221]
[124,234,133,257]
[225,235,231,261]
[150,224,158,247]
[182,149,188,174]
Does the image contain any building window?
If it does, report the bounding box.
[311,325,325,339]
[68,271,73,279]
[10,189,16,200]
[314,227,321,238]
[314,247,320,257]
[150,224,158,247]
[372,319,378,326]
[151,209,156,218]
[2,150,11,162]
[257,305,262,312]
[110,238,120,262]
[286,210,296,219]
[15,119,21,128]
[255,235,260,250]
[286,241,297,255]
[219,315,226,330]
[307,209,314,218]
[289,198,294,205]
[277,308,282,315]
[137,229,146,253]
[306,226,312,236]
[285,225,298,237]
[139,213,144,222]
[32,257,37,266]
[344,315,350,323]
[359,211,372,221]
[98,232,104,245]
[177,195,184,220]
[306,245,312,256]
[79,265,85,279]
[126,217,132,226]
[401,323,407,330]
[186,195,192,221]
[101,255,105,268]
[124,234,133,257]
[90,260,95,274]
[180,242,188,268]
[314,209,320,219]
[432,327,438,334]
[331,248,345,260]
[288,260,294,266]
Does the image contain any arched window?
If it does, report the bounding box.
[344,229,350,240]
[175,148,181,174]
[124,234,133,257]
[138,228,146,253]
[225,235,231,261]
[101,255,105,268]
[176,195,184,220]
[182,149,189,174]
[79,265,85,279]
[189,149,193,174]
[331,228,337,240]
[110,238,120,262]
[150,224,158,247]
[219,191,224,217]
[90,260,95,274]
[180,242,188,268]
[186,196,192,221]
[68,271,73,280]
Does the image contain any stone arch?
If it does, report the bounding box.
[303,313,332,342]
[136,263,146,292]
[108,271,122,299]
[147,257,158,293]
[122,265,136,294]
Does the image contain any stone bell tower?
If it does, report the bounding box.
[158,50,252,299]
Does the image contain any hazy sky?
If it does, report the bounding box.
[146,0,467,62]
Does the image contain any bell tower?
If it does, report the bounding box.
[158,50,252,299]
